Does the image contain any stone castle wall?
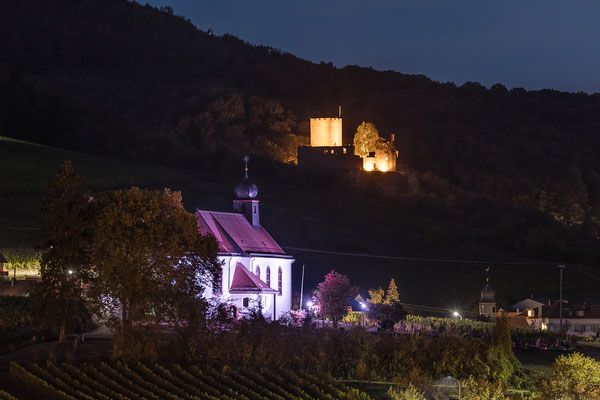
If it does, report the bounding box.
[310,117,342,147]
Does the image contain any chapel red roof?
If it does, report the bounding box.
[230,262,277,294]
[195,210,285,255]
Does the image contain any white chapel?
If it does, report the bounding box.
[196,159,294,320]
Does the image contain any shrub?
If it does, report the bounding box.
[387,384,426,400]
[462,377,508,400]
[0,296,32,330]
[539,352,600,400]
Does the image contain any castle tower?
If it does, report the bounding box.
[233,156,260,228]
[479,275,497,318]
[310,117,342,147]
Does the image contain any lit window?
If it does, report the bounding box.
[278,267,282,295]
[266,267,271,287]
[343,148,347,154]
[255,266,260,277]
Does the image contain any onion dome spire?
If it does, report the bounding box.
[234,155,258,199]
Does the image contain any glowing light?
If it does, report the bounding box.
[68,270,74,275]
[361,303,367,310]
[307,301,313,308]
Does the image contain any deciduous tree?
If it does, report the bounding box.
[314,270,355,327]
[353,122,381,158]
[90,187,220,337]
[367,302,405,331]
[367,287,385,304]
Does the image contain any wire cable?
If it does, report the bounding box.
[283,246,558,266]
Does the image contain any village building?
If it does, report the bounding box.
[512,298,600,336]
[195,159,294,320]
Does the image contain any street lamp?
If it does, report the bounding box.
[446,376,461,399]
[361,303,367,327]
[453,311,462,320]
[307,301,313,308]
[68,270,74,275]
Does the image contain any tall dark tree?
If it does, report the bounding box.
[90,187,220,339]
[34,160,93,343]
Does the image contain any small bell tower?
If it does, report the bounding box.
[479,267,497,318]
[233,156,260,228]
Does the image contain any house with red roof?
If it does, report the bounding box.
[195,158,294,320]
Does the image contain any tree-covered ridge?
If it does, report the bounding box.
[2,0,600,206]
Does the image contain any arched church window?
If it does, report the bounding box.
[255,266,260,277]
[266,267,271,287]
[278,267,282,295]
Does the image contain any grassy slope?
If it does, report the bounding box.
[0,137,596,311]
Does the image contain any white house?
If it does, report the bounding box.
[512,298,600,337]
[196,161,293,320]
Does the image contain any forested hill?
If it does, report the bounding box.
[2,1,600,246]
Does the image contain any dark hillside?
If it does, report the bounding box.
[2,0,600,218]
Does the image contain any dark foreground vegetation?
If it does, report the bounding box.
[8,361,371,400]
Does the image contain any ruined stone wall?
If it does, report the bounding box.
[363,147,397,172]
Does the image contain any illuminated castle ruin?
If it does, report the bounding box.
[362,134,397,172]
[298,108,397,172]
[297,109,362,170]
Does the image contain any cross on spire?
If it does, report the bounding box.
[243,155,249,179]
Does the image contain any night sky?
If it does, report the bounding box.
[146,0,600,93]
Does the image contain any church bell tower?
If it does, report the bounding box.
[479,268,497,318]
[233,156,260,228]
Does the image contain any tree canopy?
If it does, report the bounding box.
[353,122,381,158]
[314,270,355,326]
[89,187,220,332]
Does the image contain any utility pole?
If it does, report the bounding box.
[558,264,566,332]
[299,265,305,310]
